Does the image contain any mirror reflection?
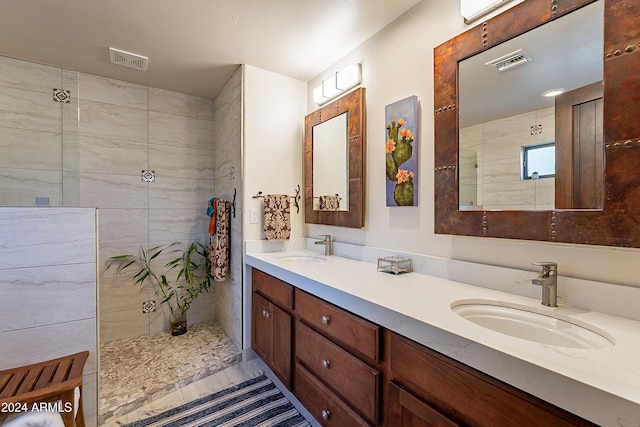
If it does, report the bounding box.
[312,113,348,211]
[458,0,603,210]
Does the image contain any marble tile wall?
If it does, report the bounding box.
[0,207,98,427]
[85,75,218,343]
[459,107,555,210]
[212,67,243,349]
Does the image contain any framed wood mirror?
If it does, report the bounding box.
[304,87,366,228]
[434,0,640,247]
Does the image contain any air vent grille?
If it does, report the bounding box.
[109,47,148,71]
[485,49,532,72]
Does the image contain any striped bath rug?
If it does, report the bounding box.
[123,375,311,427]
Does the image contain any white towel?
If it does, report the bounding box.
[1,411,64,427]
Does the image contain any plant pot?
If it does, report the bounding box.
[170,312,187,336]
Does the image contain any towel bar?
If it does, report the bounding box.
[253,184,302,214]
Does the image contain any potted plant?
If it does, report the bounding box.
[105,241,213,336]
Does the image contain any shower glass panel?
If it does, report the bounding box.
[0,54,79,206]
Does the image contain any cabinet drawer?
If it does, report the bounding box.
[295,288,380,363]
[294,363,370,427]
[296,320,379,424]
[252,269,293,310]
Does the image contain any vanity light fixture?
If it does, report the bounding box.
[461,0,515,24]
[542,88,566,98]
[313,63,362,105]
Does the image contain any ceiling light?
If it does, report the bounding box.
[313,63,362,105]
[542,88,566,97]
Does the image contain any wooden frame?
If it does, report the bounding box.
[305,88,366,228]
[434,0,640,247]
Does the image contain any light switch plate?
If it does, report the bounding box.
[250,208,258,224]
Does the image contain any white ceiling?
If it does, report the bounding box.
[0,0,420,100]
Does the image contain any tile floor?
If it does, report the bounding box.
[99,322,241,425]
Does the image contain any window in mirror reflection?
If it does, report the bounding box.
[312,113,349,211]
[458,0,602,211]
[522,142,555,180]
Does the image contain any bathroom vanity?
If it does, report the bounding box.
[245,242,640,426]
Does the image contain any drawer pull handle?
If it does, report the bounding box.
[321,359,330,369]
[321,315,330,325]
[262,310,271,318]
[321,409,330,420]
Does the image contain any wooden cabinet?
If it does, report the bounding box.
[250,268,596,426]
[389,333,597,427]
[251,269,293,389]
[294,289,381,426]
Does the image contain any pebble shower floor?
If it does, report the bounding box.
[99,322,241,425]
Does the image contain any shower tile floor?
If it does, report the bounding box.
[99,321,242,425]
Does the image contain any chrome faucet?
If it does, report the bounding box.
[314,234,334,256]
[531,262,558,307]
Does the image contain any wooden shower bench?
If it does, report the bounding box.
[0,351,89,427]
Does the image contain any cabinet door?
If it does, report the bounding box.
[270,303,292,389]
[391,333,597,427]
[388,382,460,427]
[252,292,271,364]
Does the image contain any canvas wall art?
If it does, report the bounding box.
[385,95,418,206]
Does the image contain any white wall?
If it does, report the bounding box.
[305,0,640,288]
[242,65,307,242]
[0,207,98,427]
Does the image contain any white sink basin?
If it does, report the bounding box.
[451,300,615,350]
[278,255,326,263]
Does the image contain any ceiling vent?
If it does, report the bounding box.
[485,49,532,72]
[109,47,148,71]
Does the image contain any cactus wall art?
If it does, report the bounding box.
[385,95,418,206]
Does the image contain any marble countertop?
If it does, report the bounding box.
[245,247,640,426]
